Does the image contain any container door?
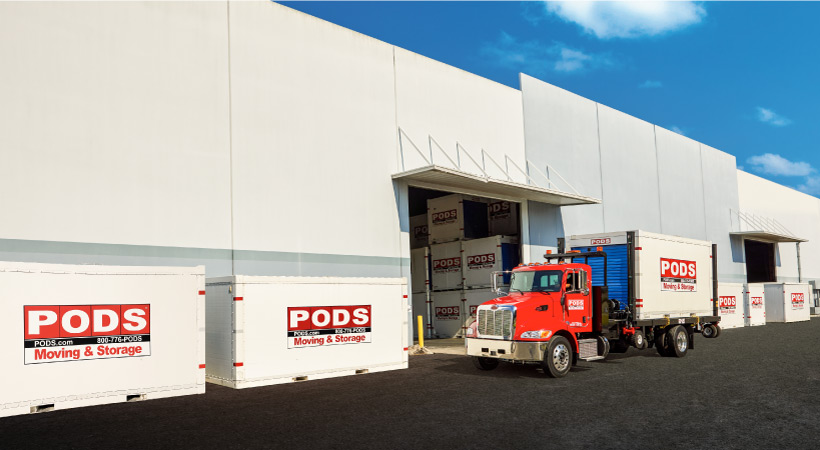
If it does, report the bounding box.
[572,245,629,310]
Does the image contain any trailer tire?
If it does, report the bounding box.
[702,323,718,339]
[472,356,499,371]
[542,336,572,378]
[667,325,689,358]
[631,330,647,350]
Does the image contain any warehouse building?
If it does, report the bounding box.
[1,1,817,340]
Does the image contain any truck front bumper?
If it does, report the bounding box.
[466,338,547,362]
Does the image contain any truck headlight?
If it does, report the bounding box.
[520,330,552,339]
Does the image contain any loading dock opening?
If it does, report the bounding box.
[407,186,523,340]
[744,239,777,283]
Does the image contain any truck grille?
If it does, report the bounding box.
[477,307,514,340]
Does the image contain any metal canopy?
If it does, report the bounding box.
[729,231,807,243]
[392,165,601,206]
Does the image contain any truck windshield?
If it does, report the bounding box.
[509,270,563,293]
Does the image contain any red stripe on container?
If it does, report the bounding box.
[199,364,206,369]
[233,362,244,367]
[234,297,243,301]
[403,347,409,351]
[635,247,642,250]
[403,295,408,298]
[198,290,206,295]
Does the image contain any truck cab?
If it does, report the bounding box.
[465,262,603,378]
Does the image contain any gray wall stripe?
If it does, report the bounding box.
[0,239,407,266]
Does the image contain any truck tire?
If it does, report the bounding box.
[472,356,499,371]
[702,323,719,339]
[597,335,610,358]
[542,336,572,378]
[667,325,689,358]
[631,330,647,350]
[655,328,671,357]
[610,338,630,353]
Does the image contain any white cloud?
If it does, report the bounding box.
[756,107,792,127]
[668,125,686,136]
[482,32,613,75]
[543,1,706,39]
[640,80,663,88]
[797,176,820,196]
[747,153,814,177]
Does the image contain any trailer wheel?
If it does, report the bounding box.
[667,325,689,358]
[610,338,630,353]
[472,356,499,371]
[702,323,719,339]
[542,336,572,378]
[631,330,647,350]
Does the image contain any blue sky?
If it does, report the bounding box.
[280,1,820,196]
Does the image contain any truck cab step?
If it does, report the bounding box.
[579,355,605,362]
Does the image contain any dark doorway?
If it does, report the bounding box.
[744,240,776,283]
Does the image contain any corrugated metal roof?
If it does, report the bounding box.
[392,165,600,206]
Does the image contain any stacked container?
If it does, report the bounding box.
[431,290,463,338]
[409,214,429,249]
[717,282,745,329]
[427,194,488,244]
[462,235,519,288]
[763,283,810,323]
[430,240,464,291]
[487,200,518,236]
[744,283,766,327]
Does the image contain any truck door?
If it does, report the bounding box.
[564,269,592,331]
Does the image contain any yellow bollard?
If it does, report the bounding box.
[417,315,424,348]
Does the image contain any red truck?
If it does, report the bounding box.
[464,231,722,378]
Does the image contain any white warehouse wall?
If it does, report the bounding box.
[395,49,527,183]
[521,75,745,282]
[0,1,233,275]
[227,1,404,277]
[737,170,820,283]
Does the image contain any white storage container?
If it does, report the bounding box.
[410,214,429,249]
[764,283,810,323]
[430,241,464,291]
[0,262,205,418]
[744,283,766,327]
[205,276,408,389]
[462,235,519,288]
[568,231,714,320]
[411,292,432,339]
[410,247,429,294]
[717,282,745,329]
[431,290,463,338]
[488,200,519,236]
[427,194,488,244]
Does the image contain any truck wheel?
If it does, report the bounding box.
[655,328,671,357]
[667,325,689,358]
[713,324,722,338]
[702,323,718,339]
[610,338,630,353]
[597,335,610,358]
[542,336,572,378]
[631,330,647,350]
[472,356,499,371]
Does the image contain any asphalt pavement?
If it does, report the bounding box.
[2,319,819,450]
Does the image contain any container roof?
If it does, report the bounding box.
[392,165,600,206]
